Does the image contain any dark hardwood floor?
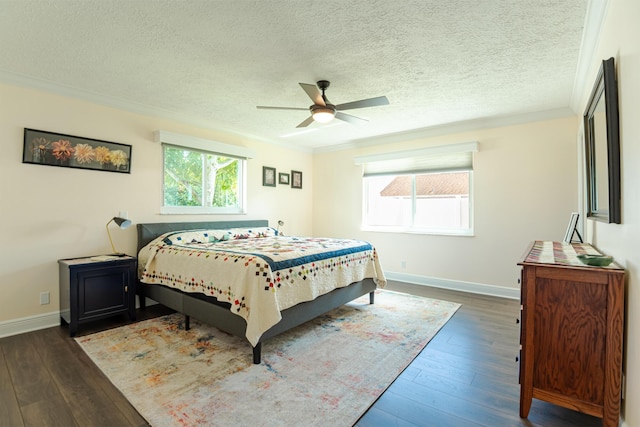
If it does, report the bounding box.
[0,281,601,427]
[357,282,601,427]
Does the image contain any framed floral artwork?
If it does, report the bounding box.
[22,128,132,173]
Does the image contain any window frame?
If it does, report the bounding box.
[356,142,477,236]
[155,131,254,215]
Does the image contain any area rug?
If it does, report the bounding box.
[76,290,460,427]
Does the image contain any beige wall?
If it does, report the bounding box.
[0,83,313,324]
[580,0,640,425]
[313,117,579,291]
[2,2,638,421]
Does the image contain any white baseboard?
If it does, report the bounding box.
[0,280,513,339]
[0,311,60,339]
[385,271,520,300]
[0,297,158,339]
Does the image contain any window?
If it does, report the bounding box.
[155,130,254,214]
[356,142,477,235]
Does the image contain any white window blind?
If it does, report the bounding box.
[153,130,256,159]
[354,141,478,176]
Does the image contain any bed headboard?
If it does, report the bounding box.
[136,220,269,254]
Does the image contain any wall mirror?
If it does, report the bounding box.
[583,57,621,223]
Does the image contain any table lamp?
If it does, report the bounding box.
[106,216,132,254]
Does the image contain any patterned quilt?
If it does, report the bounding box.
[138,227,386,346]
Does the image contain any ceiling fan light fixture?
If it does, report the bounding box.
[311,106,336,123]
[257,80,387,128]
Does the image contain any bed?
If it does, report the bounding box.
[136,220,386,363]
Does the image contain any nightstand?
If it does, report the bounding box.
[58,255,137,337]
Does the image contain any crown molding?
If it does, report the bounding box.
[0,69,580,156]
[313,107,576,154]
[0,70,313,154]
[570,0,609,113]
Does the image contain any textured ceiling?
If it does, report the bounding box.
[0,0,590,150]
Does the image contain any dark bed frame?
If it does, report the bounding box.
[136,220,376,364]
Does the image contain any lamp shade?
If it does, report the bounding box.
[107,216,132,254]
[112,217,132,229]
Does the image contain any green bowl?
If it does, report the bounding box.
[577,254,614,267]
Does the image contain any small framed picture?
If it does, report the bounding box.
[279,172,290,185]
[262,166,276,187]
[291,170,302,189]
[563,212,582,243]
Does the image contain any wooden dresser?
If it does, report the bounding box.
[518,241,625,427]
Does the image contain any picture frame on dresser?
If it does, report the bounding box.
[563,212,582,243]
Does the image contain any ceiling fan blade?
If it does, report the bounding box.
[257,106,309,111]
[335,112,368,124]
[299,83,325,106]
[296,116,315,128]
[336,96,389,111]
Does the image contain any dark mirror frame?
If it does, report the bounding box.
[583,57,621,224]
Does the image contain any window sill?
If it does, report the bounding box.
[360,226,474,237]
[160,206,247,215]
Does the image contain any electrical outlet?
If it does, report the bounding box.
[401,260,406,269]
[119,211,128,219]
[40,291,50,305]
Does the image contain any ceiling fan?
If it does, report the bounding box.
[257,80,389,128]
